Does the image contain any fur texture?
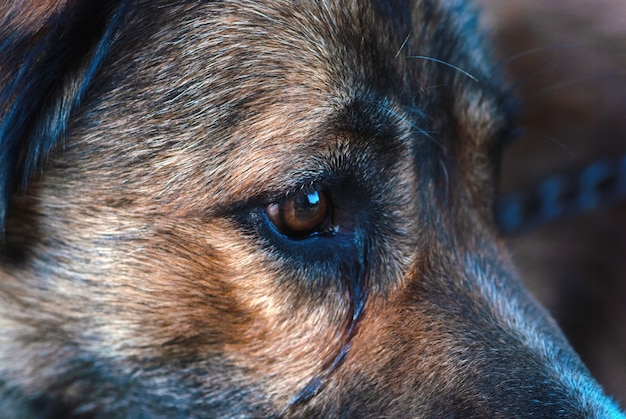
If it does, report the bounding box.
[0,0,624,417]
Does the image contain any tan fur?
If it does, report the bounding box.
[0,0,624,417]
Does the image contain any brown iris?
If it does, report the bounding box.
[266,190,331,237]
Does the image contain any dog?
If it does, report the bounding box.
[0,0,624,417]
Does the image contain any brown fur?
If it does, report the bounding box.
[0,0,624,417]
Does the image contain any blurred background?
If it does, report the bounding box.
[477,0,626,404]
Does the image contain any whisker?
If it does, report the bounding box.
[502,44,579,65]
[394,32,412,60]
[381,106,442,148]
[363,98,443,150]
[439,158,450,207]
[522,71,626,102]
[424,83,450,91]
[505,51,564,92]
[523,132,577,160]
[405,55,478,82]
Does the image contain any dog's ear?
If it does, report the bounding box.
[0,1,129,230]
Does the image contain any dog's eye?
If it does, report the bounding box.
[266,190,331,238]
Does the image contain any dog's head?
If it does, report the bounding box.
[0,0,624,417]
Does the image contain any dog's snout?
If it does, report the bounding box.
[428,376,624,418]
[322,248,626,417]
[389,252,626,418]
[448,348,624,418]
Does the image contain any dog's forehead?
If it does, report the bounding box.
[67,0,508,209]
[109,0,501,122]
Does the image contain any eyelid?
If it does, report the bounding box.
[263,173,336,207]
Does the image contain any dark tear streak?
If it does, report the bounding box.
[287,245,369,409]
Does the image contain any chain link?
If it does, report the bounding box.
[497,155,626,235]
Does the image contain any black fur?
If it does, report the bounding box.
[0,1,129,228]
